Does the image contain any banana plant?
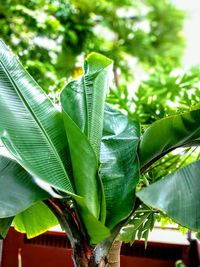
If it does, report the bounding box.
[0,40,200,267]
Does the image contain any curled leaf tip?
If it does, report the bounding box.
[85,52,113,74]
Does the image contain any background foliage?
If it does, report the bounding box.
[0,0,185,95]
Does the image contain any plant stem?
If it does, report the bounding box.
[107,241,122,267]
[45,199,94,267]
[44,199,81,249]
[45,199,126,267]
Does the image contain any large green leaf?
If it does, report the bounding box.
[13,201,58,238]
[61,53,112,219]
[0,155,49,218]
[60,113,100,219]
[0,217,13,239]
[60,53,112,244]
[100,105,140,229]
[137,160,200,231]
[61,52,113,158]
[139,108,200,169]
[0,40,73,194]
[58,113,110,243]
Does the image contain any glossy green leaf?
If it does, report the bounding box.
[139,108,200,169]
[100,105,140,229]
[60,53,112,243]
[60,113,100,218]
[61,52,113,158]
[58,115,110,244]
[56,113,110,243]
[137,160,200,231]
[75,201,110,245]
[13,201,58,238]
[61,53,112,218]
[0,40,73,194]
[0,155,49,218]
[0,217,13,239]
[83,52,113,157]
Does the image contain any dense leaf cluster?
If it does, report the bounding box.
[0,43,200,249]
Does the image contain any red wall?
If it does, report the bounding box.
[1,228,190,267]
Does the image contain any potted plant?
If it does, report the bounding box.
[0,40,199,267]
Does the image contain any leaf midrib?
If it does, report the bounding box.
[0,58,73,193]
[82,75,89,137]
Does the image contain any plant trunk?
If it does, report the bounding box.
[46,199,122,267]
[72,240,122,267]
[106,241,122,267]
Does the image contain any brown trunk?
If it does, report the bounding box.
[72,240,122,267]
[106,241,122,267]
[72,240,92,267]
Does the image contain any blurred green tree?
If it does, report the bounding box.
[0,0,185,95]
